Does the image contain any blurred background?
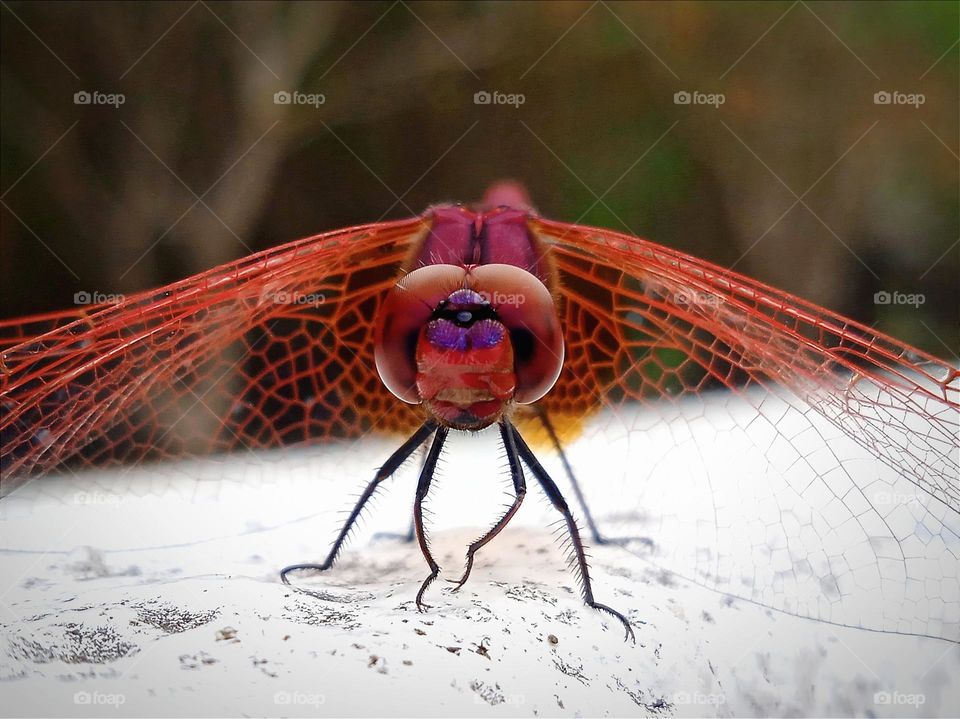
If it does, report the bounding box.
[1,0,957,356]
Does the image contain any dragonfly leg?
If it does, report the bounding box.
[373,445,427,544]
[536,406,651,550]
[447,421,526,591]
[510,422,636,643]
[280,420,438,585]
[413,426,449,611]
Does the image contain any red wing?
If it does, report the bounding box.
[0,308,108,351]
[1,218,431,483]
[532,217,958,507]
[526,218,959,640]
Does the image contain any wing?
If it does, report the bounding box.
[1,218,431,484]
[525,217,959,641]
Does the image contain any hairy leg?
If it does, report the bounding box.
[510,422,635,642]
[448,421,526,590]
[413,426,449,610]
[537,406,652,550]
[280,420,438,584]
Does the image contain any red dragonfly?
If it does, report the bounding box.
[1,183,957,643]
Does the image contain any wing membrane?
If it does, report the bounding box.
[533,218,958,507]
[529,217,959,640]
[1,219,429,482]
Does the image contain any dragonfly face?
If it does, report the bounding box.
[374,205,565,430]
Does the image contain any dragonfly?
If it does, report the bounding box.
[1,183,957,643]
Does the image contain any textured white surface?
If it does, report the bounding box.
[1,397,958,717]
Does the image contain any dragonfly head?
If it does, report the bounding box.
[375,264,564,430]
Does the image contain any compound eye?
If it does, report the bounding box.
[468,264,564,404]
[375,265,467,403]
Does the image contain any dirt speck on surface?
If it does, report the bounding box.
[505,583,558,606]
[470,679,507,706]
[547,633,559,645]
[615,677,674,714]
[295,587,373,604]
[552,656,589,685]
[133,601,218,634]
[367,655,387,674]
[63,547,139,581]
[179,652,217,670]
[8,624,138,664]
[285,599,359,630]
[215,626,237,641]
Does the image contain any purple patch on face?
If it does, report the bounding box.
[467,319,506,349]
[447,288,487,307]
[426,319,468,351]
[426,318,505,351]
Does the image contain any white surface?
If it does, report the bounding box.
[1,393,958,717]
